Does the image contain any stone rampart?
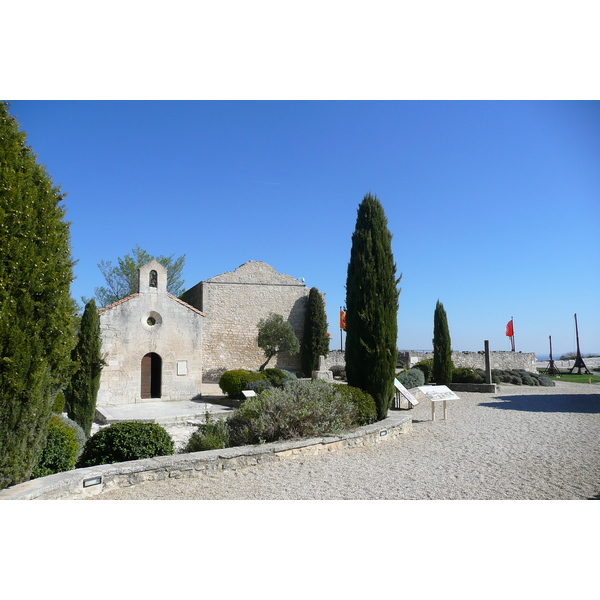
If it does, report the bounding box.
[321,349,537,374]
[398,350,537,373]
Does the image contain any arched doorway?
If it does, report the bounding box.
[141,352,162,399]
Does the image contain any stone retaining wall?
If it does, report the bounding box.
[0,413,412,500]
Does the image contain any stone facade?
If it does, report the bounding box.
[97,260,205,406]
[181,261,310,381]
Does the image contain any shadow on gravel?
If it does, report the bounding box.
[479,394,600,414]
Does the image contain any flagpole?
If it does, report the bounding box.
[511,316,515,352]
[340,306,343,351]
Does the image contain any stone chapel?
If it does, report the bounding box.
[96,260,205,406]
[96,260,312,406]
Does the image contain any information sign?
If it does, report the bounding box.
[393,378,419,407]
[416,385,460,420]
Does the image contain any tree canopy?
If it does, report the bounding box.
[345,193,400,420]
[257,313,300,371]
[95,245,186,306]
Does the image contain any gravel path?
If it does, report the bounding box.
[88,381,600,500]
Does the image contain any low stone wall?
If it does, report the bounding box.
[323,349,537,374]
[0,413,412,500]
[398,350,537,373]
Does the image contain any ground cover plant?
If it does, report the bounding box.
[185,379,377,452]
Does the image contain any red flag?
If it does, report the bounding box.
[505,319,514,337]
[340,309,347,331]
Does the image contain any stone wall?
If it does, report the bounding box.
[0,413,412,500]
[398,350,537,373]
[321,349,537,374]
[181,261,310,381]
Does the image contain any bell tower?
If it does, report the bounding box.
[138,260,167,294]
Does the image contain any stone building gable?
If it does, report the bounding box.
[181,261,311,381]
[205,261,306,287]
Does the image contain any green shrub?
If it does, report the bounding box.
[262,368,296,387]
[246,379,274,394]
[452,367,482,384]
[218,370,266,398]
[76,422,174,467]
[397,368,425,389]
[335,384,378,425]
[412,359,434,383]
[490,369,554,387]
[31,416,80,479]
[226,380,358,446]
[52,391,66,414]
[185,415,230,452]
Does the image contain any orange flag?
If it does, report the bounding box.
[505,319,514,337]
[340,309,347,331]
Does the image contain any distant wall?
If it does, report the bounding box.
[398,350,537,373]
[321,349,537,374]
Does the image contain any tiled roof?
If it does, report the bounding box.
[97,293,139,314]
[97,291,206,317]
[167,293,206,316]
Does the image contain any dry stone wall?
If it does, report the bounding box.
[181,261,310,381]
[398,350,537,373]
[322,349,537,374]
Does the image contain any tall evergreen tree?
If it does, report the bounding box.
[345,193,400,420]
[432,300,453,385]
[66,299,104,436]
[301,287,329,377]
[0,102,76,489]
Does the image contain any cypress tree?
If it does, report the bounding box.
[66,299,103,436]
[0,102,76,489]
[432,300,453,385]
[300,287,329,377]
[345,193,400,420]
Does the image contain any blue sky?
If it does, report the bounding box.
[8,100,599,358]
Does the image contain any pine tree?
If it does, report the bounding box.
[345,193,400,420]
[66,299,104,436]
[95,245,186,306]
[432,300,453,385]
[301,287,329,377]
[0,102,76,489]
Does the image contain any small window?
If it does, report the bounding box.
[149,270,158,288]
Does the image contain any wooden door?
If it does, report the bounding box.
[141,353,161,399]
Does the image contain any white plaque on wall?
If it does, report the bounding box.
[177,361,188,376]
